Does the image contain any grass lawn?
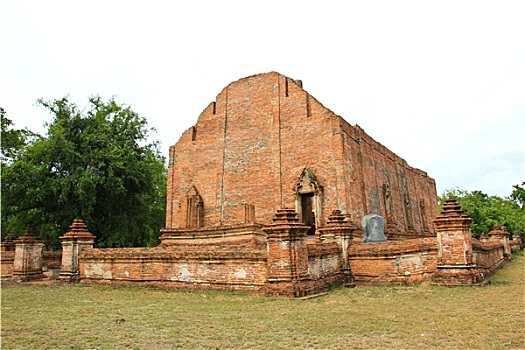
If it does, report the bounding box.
[2,252,524,349]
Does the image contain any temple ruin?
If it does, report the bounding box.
[162,72,438,239]
[2,72,521,297]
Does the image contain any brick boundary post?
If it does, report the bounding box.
[432,199,483,285]
[263,209,310,297]
[13,226,45,281]
[59,219,96,282]
[1,235,16,252]
[480,224,511,259]
[317,210,356,280]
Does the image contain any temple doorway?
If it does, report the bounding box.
[300,193,316,237]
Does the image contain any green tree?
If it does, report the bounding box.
[1,107,38,165]
[1,109,41,238]
[511,181,525,209]
[1,97,167,248]
[439,187,525,239]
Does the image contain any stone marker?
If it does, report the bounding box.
[361,214,387,243]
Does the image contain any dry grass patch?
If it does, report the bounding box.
[2,252,524,349]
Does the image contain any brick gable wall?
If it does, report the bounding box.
[166,72,438,235]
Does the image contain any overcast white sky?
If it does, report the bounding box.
[1,1,523,197]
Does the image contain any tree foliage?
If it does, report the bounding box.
[511,181,525,209]
[0,107,38,165]
[1,97,167,248]
[439,187,525,239]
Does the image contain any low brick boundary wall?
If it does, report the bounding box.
[43,251,62,269]
[307,241,344,280]
[3,210,522,296]
[79,245,268,293]
[1,251,62,279]
[472,238,506,276]
[43,251,62,279]
[348,237,438,284]
[510,238,523,252]
[1,251,15,278]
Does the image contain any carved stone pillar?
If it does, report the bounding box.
[13,226,45,281]
[263,209,310,297]
[59,219,96,281]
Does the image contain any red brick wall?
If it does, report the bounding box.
[79,246,268,292]
[43,251,62,269]
[348,238,438,284]
[340,123,438,235]
[1,251,61,279]
[160,224,267,247]
[307,242,344,279]
[510,237,523,252]
[1,251,14,278]
[471,238,506,275]
[43,251,62,279]
[166,72,438,235]
[166,73,284,228]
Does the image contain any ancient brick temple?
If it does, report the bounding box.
[162,72,438,237]
[4,72,519,297]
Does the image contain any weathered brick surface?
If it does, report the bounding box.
[472,223,514,276]
[432,199,484,285]
[43,251,62,269]
[349,238,438,284]
[307,241,344,279]
[160,224,266,247]
[263,209,312,297]
[1,251,61,279]
[43,251,62,279]
[1,236,16,252]
[480,224,512,258]
[510,237,523,252]
[1,251,15,278]
[431,267,483,285]
[59,219,96,281]
[13,226,45,281]
[471,238,506,275]
[166,72,438,235]
[434,199,474,266]
[79,245,268,292]
[7,74,519,295]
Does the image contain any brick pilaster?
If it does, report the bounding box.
[317,210,356,278]
[1,235,16,252]
[481,224,511,259]
[263,209,310,297]
[432,199,482,285]
[13,226,45,281]
[59,219,95,281]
